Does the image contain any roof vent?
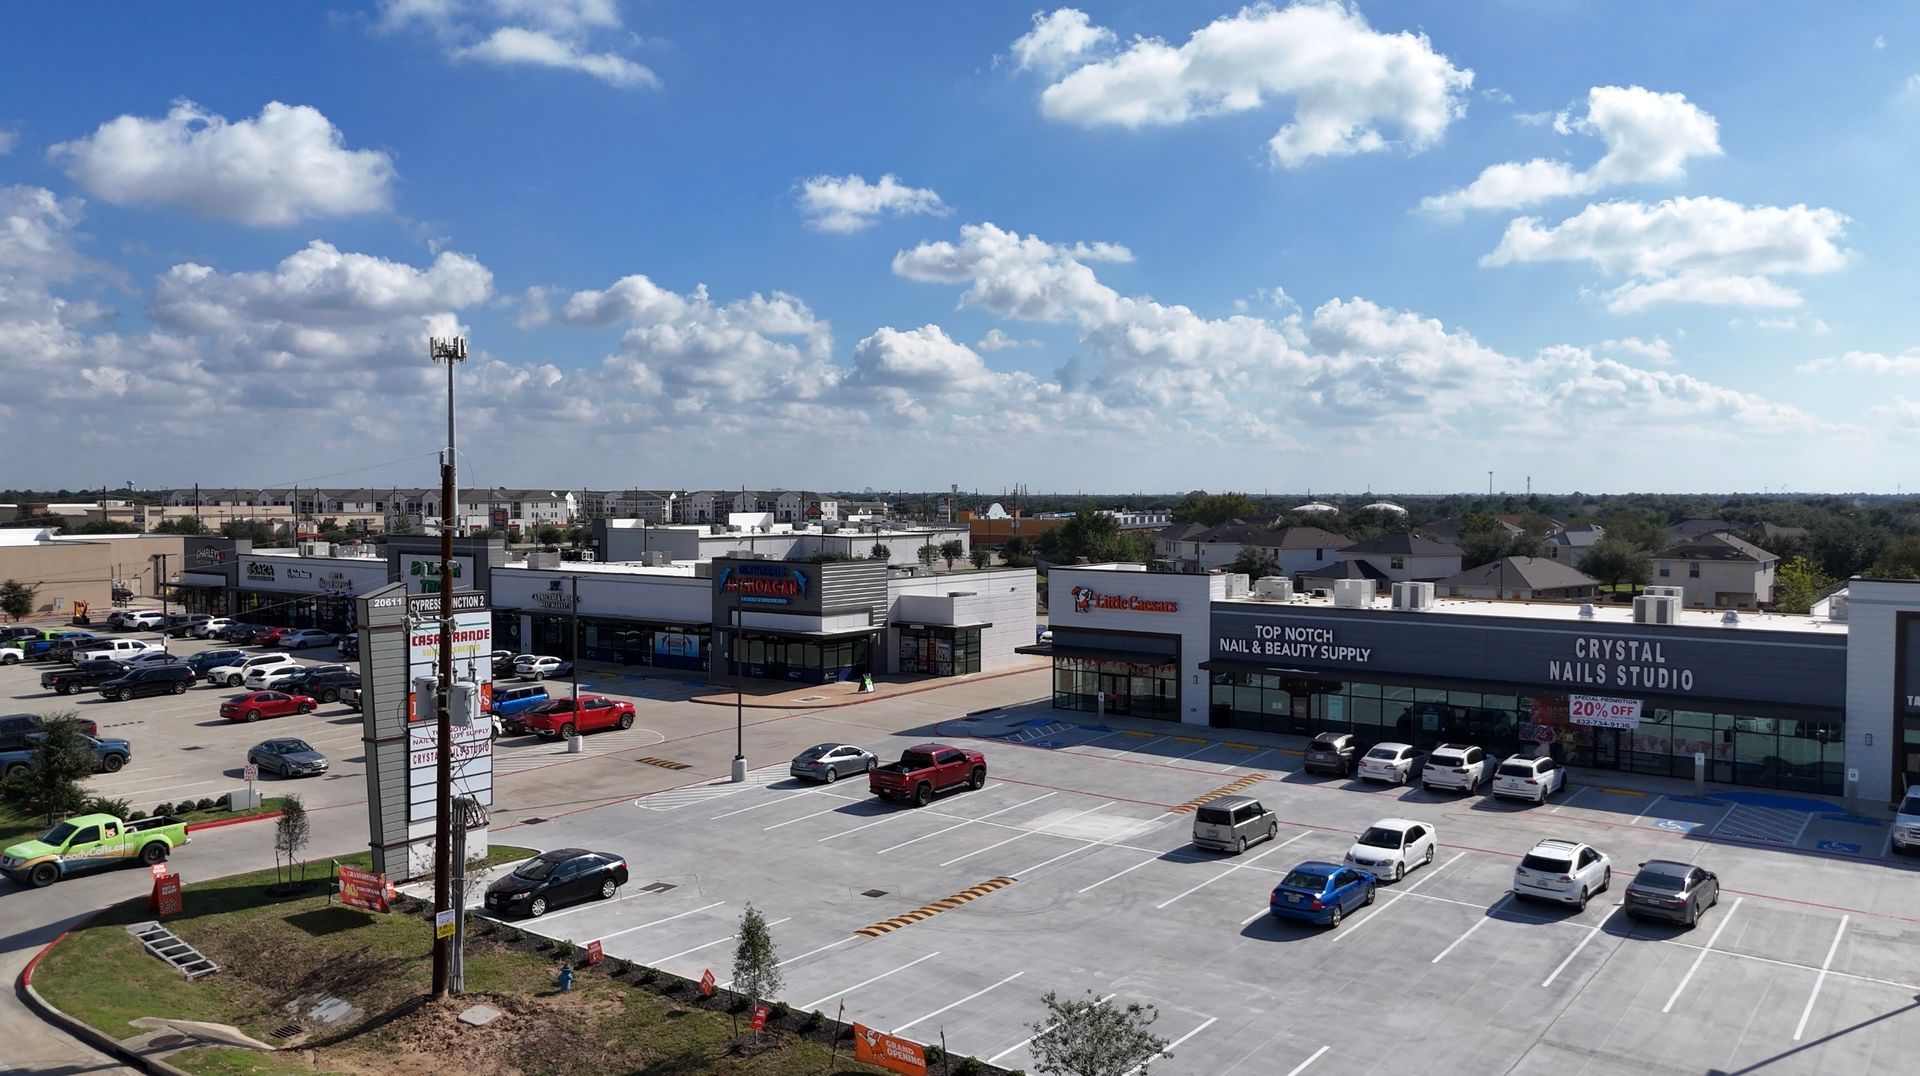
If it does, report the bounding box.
[1578,603,1596,619]
[1720,609,1740,626]
[1333,578,1371,609]
[1251,576,1294,601]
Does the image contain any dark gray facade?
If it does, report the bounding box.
[356,583,412,877]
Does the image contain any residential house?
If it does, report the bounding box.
[1434,556,1600,601]
[1667,518,1736,542]
[1300,558,1390,592]
[1653,532,1779,609]
[1542,523,1606,564]
[1153,522,1346,575]
[774,491,840,524]
[1335,532,1465,586]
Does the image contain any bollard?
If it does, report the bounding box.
[566,734,582,754]
[1692,751,1706,797]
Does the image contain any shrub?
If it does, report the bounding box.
[611,958,631,976]
[153,801,173,816]
[503,926,522,943]
[85,795,133,818]
[955,1058,984,1076]
[559,939,578,960]
[194,797,216,812]
[800,1009,823,1032]
[127,808,146,822]
[216,792,231,809]
[770,1000,789,1023]
[925,1044,946,1065]
[638,965,658,984]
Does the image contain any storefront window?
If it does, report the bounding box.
[1057,656,1176,719]
[897,626,982,677]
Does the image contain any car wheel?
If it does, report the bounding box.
[1685,900,1699,927]
[1538,787,1549,805]
[1267,821,1278,843]
[617,713,633,730]
[969,766,986,790]
[139,841,168,865]
[600,878,617,900]
[245,709,261,722]
[1393,860,1405,882]
[914,782,933,807]
[3,762,28,780]
[101,754,124,773]
[1328,905,1344,927]
[228,675,243,687]
[824,766,838,784]
[1577,886,1589,911]
[171,682,186,695]
[1363,885,1376,906]
[1236,836,1248,855]
[1,653,16,665]
[28,862,58,887]
[1709,886,1719,908]
[1423,844,1434,866]
[529,896,548,917]
[559,722,575,739]
[58,683,74,695]
[321,689,338,703]
[1602,868,1611,892]
[295,701,312,713]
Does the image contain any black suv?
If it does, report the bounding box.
[98,664,196,701]
[224,623,270,645]
[292,667,361,704]
[0,713,101,750]
[41,660,130,696]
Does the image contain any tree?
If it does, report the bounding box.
[729,903,782,1041]
[153,515,207,535]
[1579,537,1652,591]
[1870,536,1920,579]
[273,793,310,885]
[534,523,566,546]
[917,543,939,567]
[1770,555,1834,613]
[1001,535,1034,568]
[0,579,36,621]
[221,519,277,544]
[1171,490,1262,526]
[66,520,127,534]
[939,539,965,570]
[1039,511,1142,564]
[0,714,94,823]
[1226,547,1280,579]
[969,547,992,570]
[1025,989,1169,1076]
[869,542,891,562]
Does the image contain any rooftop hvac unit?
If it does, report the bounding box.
[1223,573,1251,599]
[526,551,561,569]
[1644,585,1685,601]
[1827,594,1849,621]
[1251,576,1294,601]
[578,550,596,562]
[297,540,331,557]
[1633,594,1680,625]
[1391,581,1435,611]
[1333,578,1371,609]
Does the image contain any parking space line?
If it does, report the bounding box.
[1704,802,1740,838]
[1790,810,1816,847]
[1880,828,1896,859]
[1547,786,1591,814]
[891,971,1025,1035]
[987,992,1115,1065]
[1168,740,1222,761]
[1009,814,1178,878]
[1627,794,1666,824]
[1541,924,1603,987]
[597,901,729,943]
[1661,896,1743,1013]
[1079,853,1161,895]
[1233,748,1275,771]
[1332,851,1465,943]
[820,811,926,844]
[876,792,1058,855]
[645,917,791,965]
[1169,774,1265,814]
[1155,832,1310,909]
[1792,915,1849,1041]
[710,789,820,820]
[799,951,943,1013]
[1123,1015,1216,1076]
[1285,1046,1331,1076]
[938,801,1115,867]
[510,888,659,926]
[1431,893,1512,963]
[773,936,856,970]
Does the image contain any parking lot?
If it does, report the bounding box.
[469,708,1920,1075]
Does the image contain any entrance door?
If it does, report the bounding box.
[1592,728,1621,769]
[1100,673,1131,715]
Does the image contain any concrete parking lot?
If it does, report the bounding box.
[467,707,1920,1075]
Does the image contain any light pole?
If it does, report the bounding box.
[725,619,745,782]
[428,335,465,1000]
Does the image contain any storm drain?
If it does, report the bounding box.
[862,889,889,898]
[796,695,827,702]
[267,1023,303,1041]
[519,817,548,825]
[640,882,678,894]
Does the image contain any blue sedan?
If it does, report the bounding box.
[1269,861,1377,927]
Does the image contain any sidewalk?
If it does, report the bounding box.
[650,658,1053,710]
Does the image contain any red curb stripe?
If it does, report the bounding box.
[186,810,281,832]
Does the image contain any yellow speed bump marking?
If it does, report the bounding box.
[1121,730,1158,739]
[1171,735,1208,745]
[1224,742,1259,752]
[635,757,690,770]
[854,877,1017,938]
[1169,774,1266,814]
[1596,786,1647,797]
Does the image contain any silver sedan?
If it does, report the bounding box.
[790,743,877,784]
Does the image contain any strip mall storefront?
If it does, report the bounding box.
[230,555,393,633]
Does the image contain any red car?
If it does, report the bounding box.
[518,695,635,739]
[220,690,317,722]
[256,626,296,648]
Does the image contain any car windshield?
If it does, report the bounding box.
[1281,870,1329,889]
[1900,793,1920,817]
[1633,870,1688,891]
[513,857,564,880]
[1521,853,1572,873]
[40,822,77,845]
[285,740,312,752]
[1366,747,1399,760]
[1357,827,1404,848]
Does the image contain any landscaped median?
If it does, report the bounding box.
[26,847,931,1075]
[0,797,290,851]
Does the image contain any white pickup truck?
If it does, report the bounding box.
[71,638,163,664]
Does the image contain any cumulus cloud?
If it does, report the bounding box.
[1016,3,1473,167]
[48,101,394,226]
[378,0,656,88]
[1420,85,1720,216]
[977,328,1040,351]
[797,174,948,233]
[148,241,492,334]
[0,129,16,155]
[1797,349,1920,375]
[1011,8,1116,73]
[1599,336,1675,364]
[1483,196,1849,312]
[0,185,95,280]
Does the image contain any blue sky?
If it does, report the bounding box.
[3,2,1918,497]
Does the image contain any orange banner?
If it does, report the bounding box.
[853,1023,927,1075]
[336,863,392,913]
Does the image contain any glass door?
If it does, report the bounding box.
[1100,673,1131,715]
[1592,728,1621,769]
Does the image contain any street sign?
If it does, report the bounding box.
[700,969,716,997]
[435,909,456,939]
[243,763,258,782]
[750,1004,770,1031]
[151,873,183,917]
[853,1023,928,1075]
[586,939,603,965]
[150,861,168,879]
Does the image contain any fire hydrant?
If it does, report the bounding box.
[556,964,574,992]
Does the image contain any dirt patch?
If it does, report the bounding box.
[322,993,631,1076]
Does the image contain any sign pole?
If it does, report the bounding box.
[429,334,465,999]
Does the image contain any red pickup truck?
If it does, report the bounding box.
[869,744,986,806]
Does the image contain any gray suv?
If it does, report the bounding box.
[1303,732,1357,776]
[1192,795,1279,854]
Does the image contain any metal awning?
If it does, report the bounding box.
[1017,642,1176,663]
[731,625,878,641]
[895,621,994,630]
[179,573,227,587]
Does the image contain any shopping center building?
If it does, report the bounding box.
[1027,563,1920,805]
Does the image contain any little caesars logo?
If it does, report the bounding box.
[409,558,463,594]
[1070,585,1178,614]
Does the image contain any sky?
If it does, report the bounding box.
[3,1,1919,498]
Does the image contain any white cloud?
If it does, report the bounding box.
[1797,349,1920,375]
[1868,396,1920,434]
[0,129,16,155]
[1483,196,1849,312]
[378,0,655,89]
[1481,87,1513,104]
[48,101,394,226]
[1875,34,1887,49]
[1750,315,1831,334]
[148,241,492,335]
[797,174,948,233]
[1420,85,1720,216]
[1019,2,1473,167]
[1599,336,1675,364]
[0,185,94,280]
[976,328,1040,351]
[1011,8,1115,74]
[850,325,997,392]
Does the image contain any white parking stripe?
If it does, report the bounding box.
[645,917,791,966]
[1123,1015,1216,1076]
[1792,915,1849,1041]
[1007,812,1172,878]
[1661,896,1742,1013]
[1541,923,1603,987]
[1431,893,1512,963]
[1079,854,1162,895]
[818,811,926,843]
[1547,786,1591,814]
[711,789,818,820]
[1627,794,1666,824]
[876,793,1057,854]
[891,971,1025,1035]
[798,951,942,1013]
[938,801,1115,867]
[1332,851,1465,943]
[1881,828,1897,859]
[766,802,858,831]
[595,900,728,943]
[1790,811,1816,846]
[719,935,859,990]
[987,992,1115,1065]
[1285,1046,1331,1076]
[1155,832,1310,910]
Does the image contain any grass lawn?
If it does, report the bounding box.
[34,847,902,1076]
[0,798,290,851]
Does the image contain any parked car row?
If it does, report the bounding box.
[1303,733,1573,806]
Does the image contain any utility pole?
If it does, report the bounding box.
[570,573,580,706]
[429,335,466,999]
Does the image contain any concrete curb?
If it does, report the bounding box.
[185,809,282,833]
[17,921,194,1076]
[685,662,1046,711]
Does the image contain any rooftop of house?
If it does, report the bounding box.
[1434,556,1600,590]
[1656,531,1778,563]
[1340,531,1465,557]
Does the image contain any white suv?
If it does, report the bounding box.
[1342,817,1437,883]
[1513,838,1610,908]
[120,611,168,630]
[1357,742,1424,786]
[1422,744,1496,794]
[1493,755,1569,805]
[207,651,296,688]
[1892,791,1920,855]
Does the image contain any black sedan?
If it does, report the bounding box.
[483,848,628,918]
[247,737,329,778]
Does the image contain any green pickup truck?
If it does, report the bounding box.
[1,812,190,887]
